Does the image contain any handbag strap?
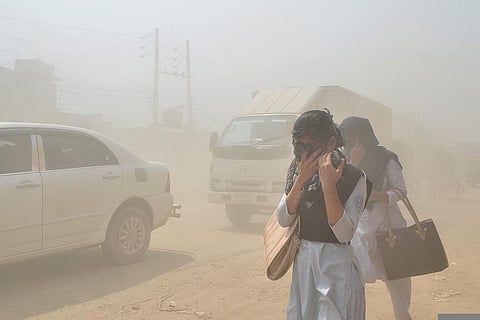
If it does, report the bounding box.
[381,189,428,248]
[382,201,397,248]
[391,189,427,241]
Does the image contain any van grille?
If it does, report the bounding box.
[225,179,266,192]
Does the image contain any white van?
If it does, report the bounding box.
[209,86,392,225]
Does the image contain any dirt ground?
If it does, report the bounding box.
[0,138,479,320]
[0,187,478,320]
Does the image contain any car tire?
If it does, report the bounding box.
[102,206,151,265]
[225,204,253,226]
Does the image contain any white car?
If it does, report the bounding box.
[0,123,180,265]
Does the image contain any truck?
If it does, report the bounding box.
[208,86,392,225]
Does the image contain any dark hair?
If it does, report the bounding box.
[339,116,379,148]
[292,109,344,148]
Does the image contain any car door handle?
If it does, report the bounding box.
[103,173,121,180]
[16,181,41,189]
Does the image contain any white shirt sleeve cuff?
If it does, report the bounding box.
[329,212,354,244]
[386,189,407,206]
[277,194,296,227]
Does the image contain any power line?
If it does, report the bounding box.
[192,72,252,90]
[141,46,155,58]
[159,70,191,78]
[60,103,154,109]
[0,4,158,88]
[59,88,152,97]
[59,99,153,104]
[58,97,153,105]
[2,49,148,58]
[173,43,185,52]
[60,85,151,93]
[59,93,153,100]
[159,53,179,61]
[141,52,154,59]
[173,50,185,61]
[60,104,152,110]
[0,3,161,93]
[0,36,144,49]
[173,56,186,66]
[40,53,145,58]
[0,35,21,40]
[0,15,141,39]
[0,15,99,84]
[59,90,152,98]
[0,21,42,58]
[141,39,154,50]
[140,30,155,40]
[0,58,15,66]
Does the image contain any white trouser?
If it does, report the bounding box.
[287,241,365,320]
[384,278,412,320]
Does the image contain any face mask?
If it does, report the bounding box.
[293,141,323,161]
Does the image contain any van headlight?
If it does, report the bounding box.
[210,178,222,191]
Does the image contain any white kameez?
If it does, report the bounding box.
[351,159,412,320]
[277,174,368,320]
[351,159,408,283]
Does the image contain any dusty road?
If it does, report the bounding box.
[0,184,479,320]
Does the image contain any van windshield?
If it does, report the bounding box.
[218,115,296,147]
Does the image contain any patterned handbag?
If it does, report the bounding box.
[376,189,449,280]
[263,210,300,280]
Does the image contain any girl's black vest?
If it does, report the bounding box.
[298,164,364,244]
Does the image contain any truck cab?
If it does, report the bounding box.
[209,114,297,225]
[208,86,392,225]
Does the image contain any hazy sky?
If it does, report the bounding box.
[0,0,479,141]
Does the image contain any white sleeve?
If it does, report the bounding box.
[329,173,368,243]
[384,159,408,206]
[277,193,296,227]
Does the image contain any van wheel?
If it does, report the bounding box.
[102,207,151,265]
[226,204,253,226]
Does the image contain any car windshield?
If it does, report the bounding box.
[217,115,296,147]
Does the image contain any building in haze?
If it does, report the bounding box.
[0,58,109,132]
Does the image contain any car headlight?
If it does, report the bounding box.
[210,178,222,191]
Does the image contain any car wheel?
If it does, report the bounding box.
[225,204,253,226]
[103,207,151,265]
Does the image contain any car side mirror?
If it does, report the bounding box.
[209,132,218,153]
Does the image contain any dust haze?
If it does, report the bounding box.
[0,1,479,319]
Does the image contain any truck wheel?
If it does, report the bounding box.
[226,204,253,226]
[102,207,151,265]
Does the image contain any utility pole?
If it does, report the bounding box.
[153,28,159,127]
[185,40,192,130]
[157,40,193,129]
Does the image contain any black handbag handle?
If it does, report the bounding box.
[382,189,427,248]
